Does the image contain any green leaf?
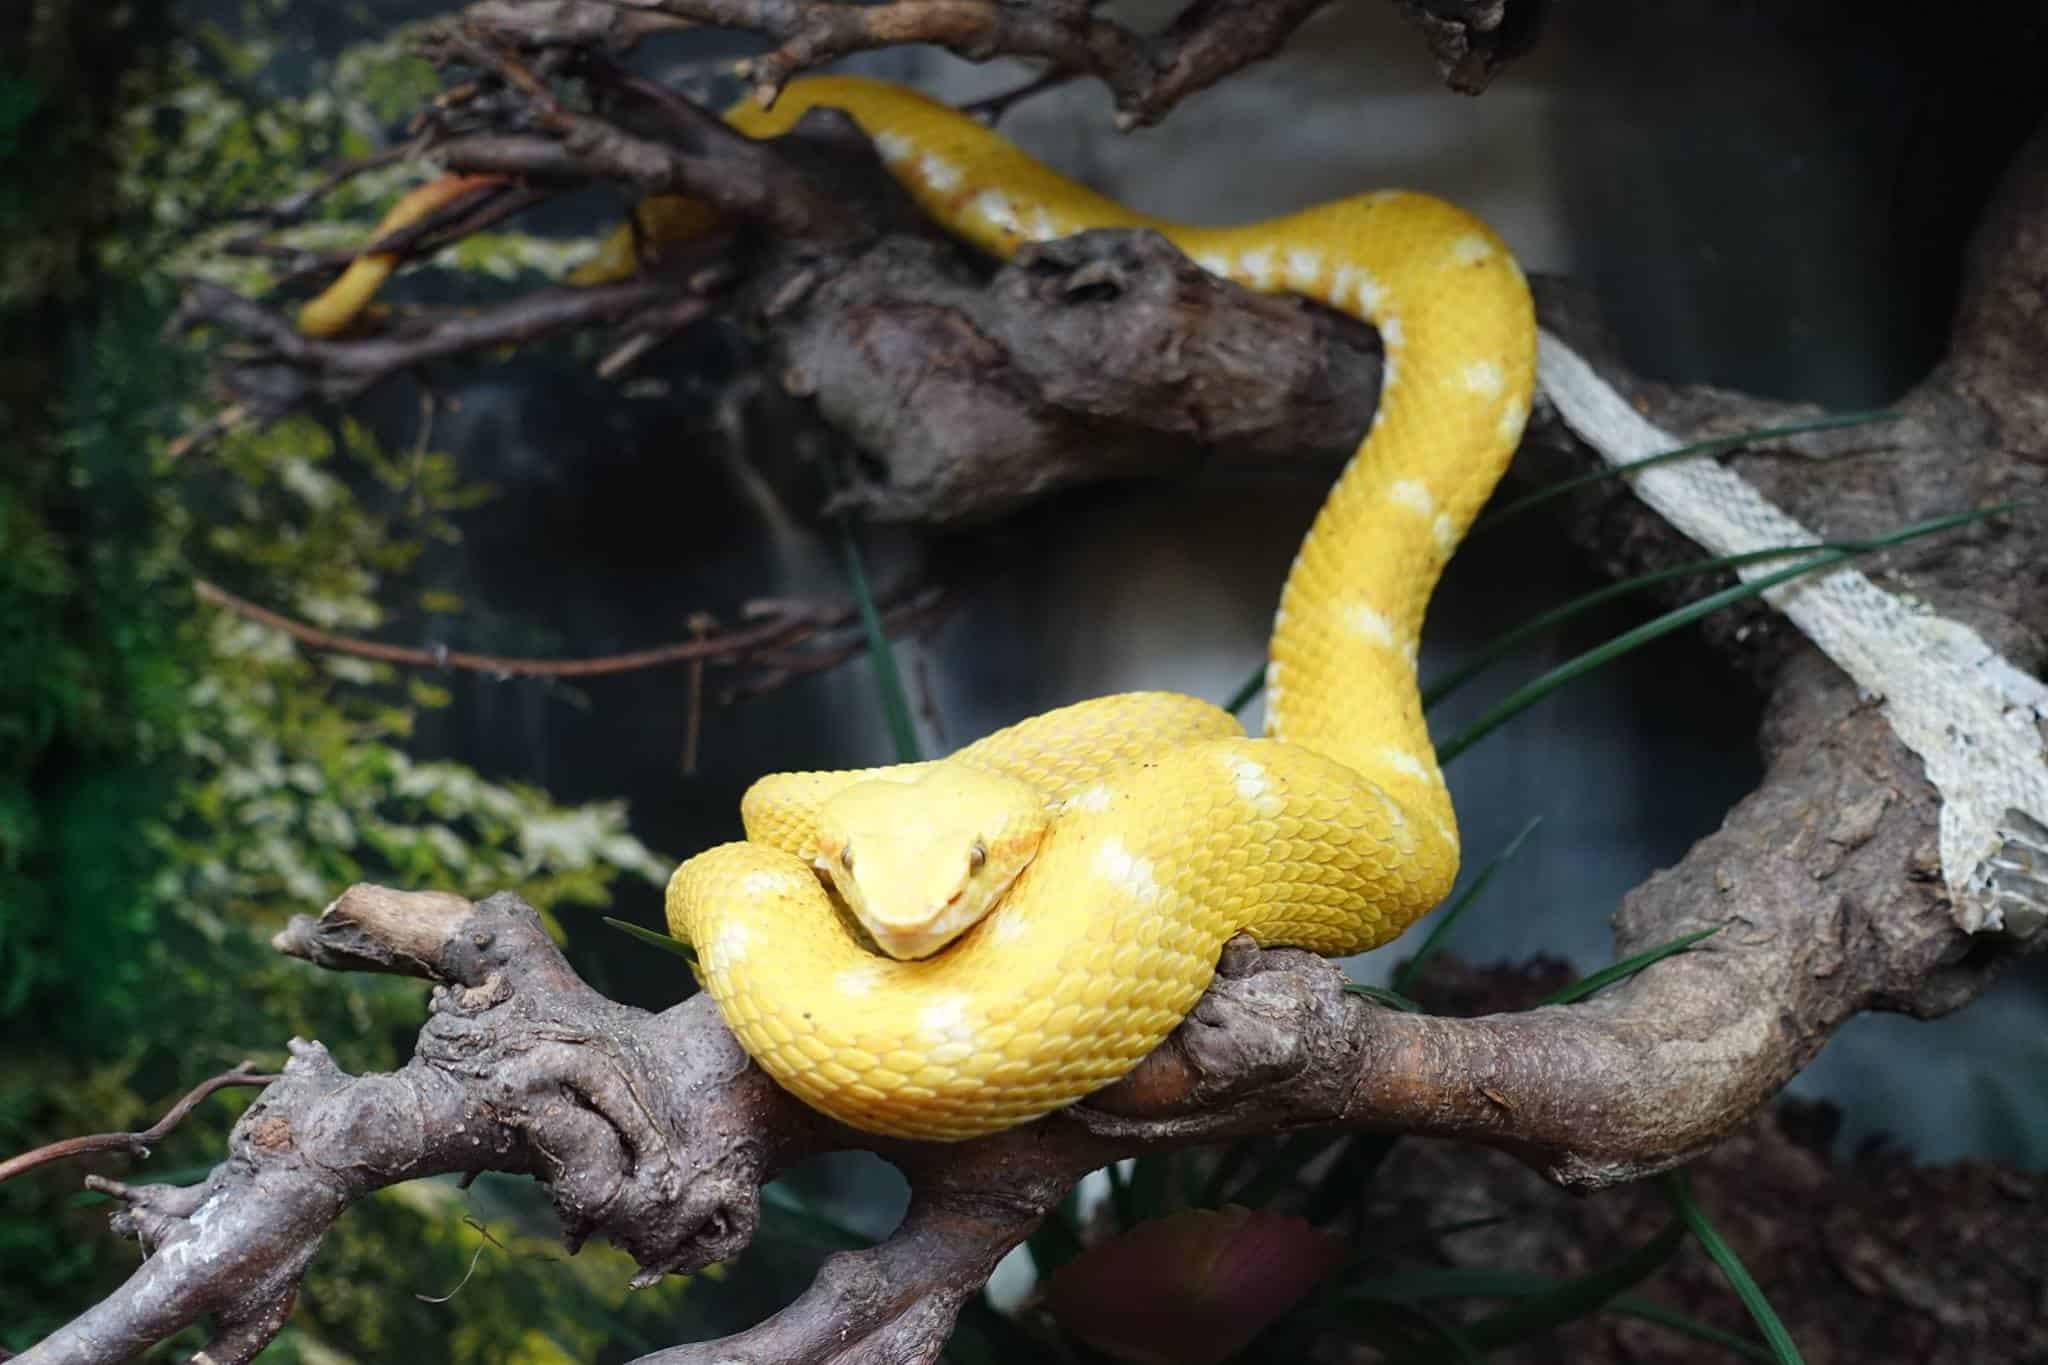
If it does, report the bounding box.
[1390,815,1543,995]
[1434,501,2019,767]
[1539,926,1721,1006]
[602,916,698,965]
[1664,1170,1806,1364]
[837,517,921,763]
[1474,410,1903,534]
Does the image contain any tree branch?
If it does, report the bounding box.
[190,576,958,695]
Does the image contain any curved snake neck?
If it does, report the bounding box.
[667,76,1537,1139]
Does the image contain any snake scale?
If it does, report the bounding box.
[300,76,1536,1140]
[658,78,1537,1139]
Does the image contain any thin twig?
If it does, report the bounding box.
[0,1063,281,1185]
[681,610,715,773]
[280,182,554,294]
[240,144,416,227]
[963,68,1080,126]
[194,577,817,678]
[192,577,964,692]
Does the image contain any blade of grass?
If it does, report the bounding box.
[1539,926,1721,1006]
[1342,982,1425,1012]
[1223,663,1265,717]
[1329,1299,1487,1363]
[1664,1170,1806,1365]
[1225,1132,1342,1210]
[1474,410,1902,534]
[603,916,698,965]
[1026,1185,1086,1279]
[1301,1134,1399,1224]
[1344,1267,1773,1361]
[1422,543,1834,710]
[1233,466,1995,728]
[1125,1152,1175,1223]
[1104,1159,1134,1230]
[1615,1298,1778,1361]
[757,1181,869,1250]
[952,1291,1066,1365]
[1434,500,2016,767]
[1451,1219,1683,1354]
[1198,1138,1256,1207]
[1391,815,1543,995]
[837,516,921,763]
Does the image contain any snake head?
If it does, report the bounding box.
[813,767,1048,961]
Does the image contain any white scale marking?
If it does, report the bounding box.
[921,995,978,1044]
[1349,603,1399,648]
[837,963,885,996]
[1389,478,1435,517]
[1380,748,1434,783]
[1463,360,1505,396]
[1449,234,1495,265]
[1498,396,1530,443]
[1094,838,1163,902]
[710,919,751,967]
[1354,271,1386,315]
[973,190,1019,233]
[1432,513,1459,556]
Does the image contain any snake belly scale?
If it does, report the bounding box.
[664,77,1536,1139]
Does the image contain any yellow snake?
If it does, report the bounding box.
[303,76,1536,1141]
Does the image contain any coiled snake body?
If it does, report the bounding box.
[657,78,1536,1140]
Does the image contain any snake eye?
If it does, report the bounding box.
[839,846,855,872]
[968,841,987,871]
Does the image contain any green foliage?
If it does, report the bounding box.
[1,9,670,1357]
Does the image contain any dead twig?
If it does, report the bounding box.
[191,576,961,692]
[0,1063,281,1186]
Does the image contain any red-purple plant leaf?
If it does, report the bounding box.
[1042,1205,1342,1365]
